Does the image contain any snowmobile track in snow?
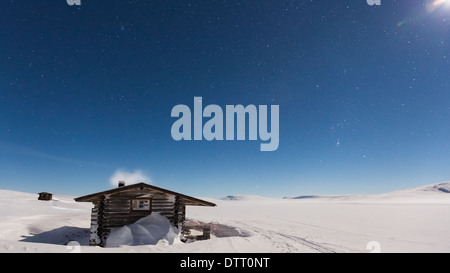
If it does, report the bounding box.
[234,221,338,253]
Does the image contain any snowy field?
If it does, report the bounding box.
[0,182,449,253]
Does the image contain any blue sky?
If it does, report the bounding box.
[1,0,449,198]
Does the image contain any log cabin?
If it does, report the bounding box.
[74,182,216,247]
[38,192,52,201]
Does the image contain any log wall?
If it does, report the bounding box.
[88,187,186,246]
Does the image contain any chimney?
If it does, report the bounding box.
[118,181,125,188]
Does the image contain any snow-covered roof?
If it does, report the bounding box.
[74,182,216,207]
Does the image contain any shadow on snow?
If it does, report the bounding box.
[20,226,90,246]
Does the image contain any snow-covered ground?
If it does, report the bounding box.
[0,182,449,253]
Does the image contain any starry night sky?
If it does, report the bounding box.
[1,0,449,197]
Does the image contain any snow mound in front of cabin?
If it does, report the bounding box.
[105,213,182,247]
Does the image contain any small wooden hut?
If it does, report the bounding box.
[74,182,216,247]
[38,192,52,201]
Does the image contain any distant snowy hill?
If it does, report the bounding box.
[220,194,272,201]
[284,181,450,203]
[406,181,450,194]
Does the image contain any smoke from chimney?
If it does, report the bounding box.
[110,169,151,187]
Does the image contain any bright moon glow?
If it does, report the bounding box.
[428,0,450,13]
[432,0,448,6]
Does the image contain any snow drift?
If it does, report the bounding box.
[105,213,181,247]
